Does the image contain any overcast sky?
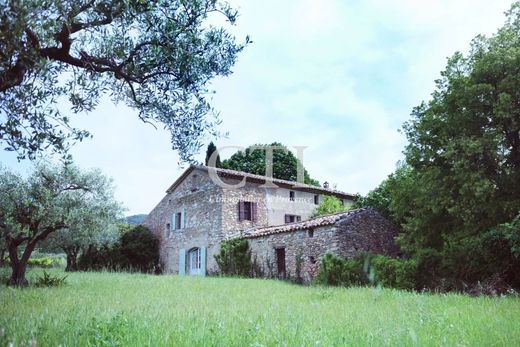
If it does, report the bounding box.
[0,0,515,215]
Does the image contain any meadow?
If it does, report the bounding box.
[1,269,519,346]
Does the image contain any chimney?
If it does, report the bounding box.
[323,181,329,189]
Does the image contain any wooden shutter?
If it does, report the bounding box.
[251,202,258,223]
[180,208,185,229]
[238,201,245,221]
[200,247,206,276]
[178,249,186,276]
[172,213,177,231]
[284,215,290,224]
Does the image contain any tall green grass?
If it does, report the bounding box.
[0,269,519,346]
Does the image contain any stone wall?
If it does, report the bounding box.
[246,209,400,283]
[142,168,223,274]
[247,225,340,283]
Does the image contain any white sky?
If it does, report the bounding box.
[0,0,515,215]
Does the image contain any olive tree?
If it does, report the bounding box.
[41,175,124,271]
[0,163,121,285]
[0,0,247,161]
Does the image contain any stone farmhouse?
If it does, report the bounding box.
[142,165,399,281]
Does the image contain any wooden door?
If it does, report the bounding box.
[276,248,286,279]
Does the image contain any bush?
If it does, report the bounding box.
[215,239,255,277]
[315,252,417,291]
[370,255,417,290]
[78,225,159,273]
[119,225,159,272]
[2,255,62,268]
[314,253,367,286]
[34,270,67,287]
[28,257,54,268]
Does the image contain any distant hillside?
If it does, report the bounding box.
[125,214,147,225]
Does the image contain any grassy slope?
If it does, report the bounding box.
[0,270,519,346]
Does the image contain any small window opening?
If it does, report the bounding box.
[308,229,314,238]
[289,191,295,201]
[176,212,182,229]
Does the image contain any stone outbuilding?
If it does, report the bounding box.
[238,208,400,282]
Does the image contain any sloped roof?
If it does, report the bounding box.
[166,165,355,199]
[239,208,368,239]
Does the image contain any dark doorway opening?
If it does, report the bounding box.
[276,248,286,279]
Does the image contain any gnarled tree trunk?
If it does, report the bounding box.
[7,241,37,286]
[64,246,80,272]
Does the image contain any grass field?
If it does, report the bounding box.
[1,269,519,346]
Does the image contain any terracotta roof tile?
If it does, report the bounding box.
[236,208,368,239]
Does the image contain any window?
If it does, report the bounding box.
[172,210,185,230]
[340,199,344,206]
[308,229,314,238]
[166,223,171,237]
[289,191,295,201]
[284,214,301,224]
[239,201,257,222]
[314,195,319,205]
[175,212,182,229]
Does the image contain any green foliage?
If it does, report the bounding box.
[315,252,417,291]
[34,270,67,287]
[355,3,520,292]
[397,5,520,252]
[214,239,255,277]
[370,255,417,291]
[0,1,247,161]
[314,253,367,287]
[78,225,159,273]
[220,142,320,186]
[27,257,55,268]
[120,226,160,272]
[314,195,351,217]
[1,256,60,268]
[205,142,221,167]
[0,163,122,285]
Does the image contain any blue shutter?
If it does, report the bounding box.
[172,213,177,231]
[178,249,185,276]
[200,247,206,276]
[181,208,185,229]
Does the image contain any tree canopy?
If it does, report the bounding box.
[205,141,221,167]
[0,0,247,161]
[41,180,123,271]
[354,3,520,290]
[314,196,351,217]
[0,163,122,285]
[220,143,320,186]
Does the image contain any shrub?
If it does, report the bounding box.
[215,239,255,277]
[315,252,417,290]
[78,225,159,273]
[119,225,159,272]
[3,255,62,269]
[370,255,417,290]
[34,270,67,287]
[28,257,54,268]
[314,253,367,286]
